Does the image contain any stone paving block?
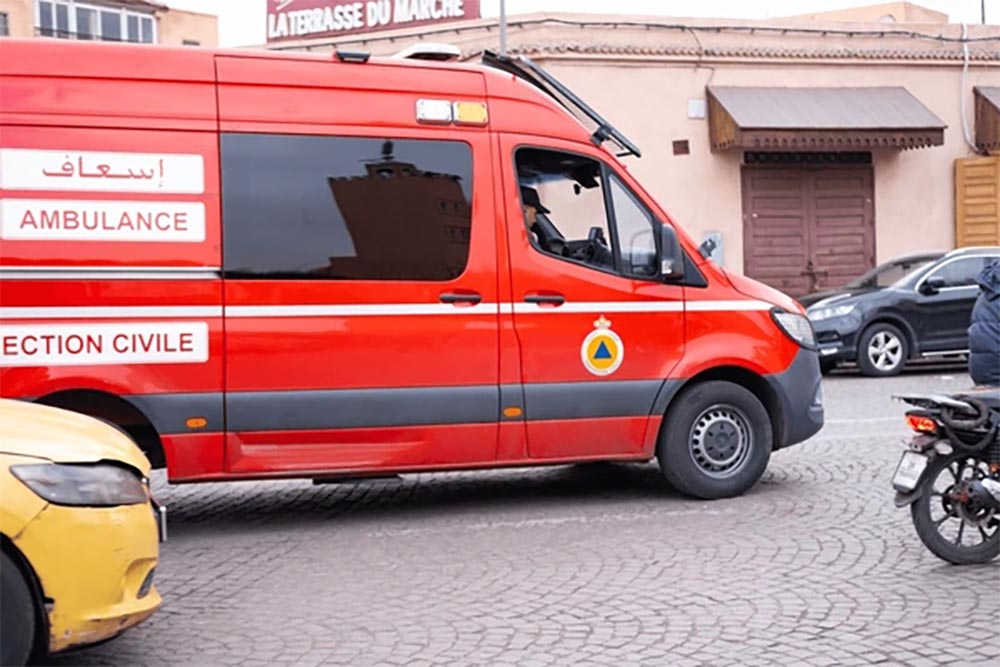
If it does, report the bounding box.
[44,372,998,667]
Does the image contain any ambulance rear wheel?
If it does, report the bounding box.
[657,381,773,500]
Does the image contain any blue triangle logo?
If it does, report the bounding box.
[594,341,613,360]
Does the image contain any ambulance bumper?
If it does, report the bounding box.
[765,349,825,449]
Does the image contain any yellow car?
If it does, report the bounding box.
[0,399,164,666]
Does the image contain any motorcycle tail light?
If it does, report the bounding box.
[906,413,938,434]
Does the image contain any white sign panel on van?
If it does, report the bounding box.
[0,149,205,193]
[0,200,206,243]
[0,322,210,367]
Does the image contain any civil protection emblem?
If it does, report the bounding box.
[581,315,624,376]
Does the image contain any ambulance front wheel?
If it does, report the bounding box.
[657,380,773,500]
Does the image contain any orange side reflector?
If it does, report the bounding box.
[186,417,208,429]
[503,407,523,418]
[905,414,937,434]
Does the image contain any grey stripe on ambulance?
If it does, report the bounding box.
[226,385,501,432]
[132,381,680,434]
[125,392,226,436]
[521,380,664,420]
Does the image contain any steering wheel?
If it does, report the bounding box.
[588,226,608,247]
[559,228,611,263]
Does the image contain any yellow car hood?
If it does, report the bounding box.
[0,399,150,474]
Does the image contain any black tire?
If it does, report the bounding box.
[1,551,36,667]
[910,454,1000,565]
[857,323,908,377]
[656,381,773,500]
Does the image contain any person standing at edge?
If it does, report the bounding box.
[968,258,1000,387]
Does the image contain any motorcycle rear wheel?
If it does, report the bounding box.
[910,453,1000,565]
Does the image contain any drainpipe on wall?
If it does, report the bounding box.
[499,0,507,56]
[959,23,982,155]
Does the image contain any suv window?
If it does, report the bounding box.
[926,256,995,288]
[515,148,658,278]
[857,258,935,288]
[222,134,473,281]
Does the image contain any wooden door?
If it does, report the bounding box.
[742,165,875,297]
[955,155,1000,247]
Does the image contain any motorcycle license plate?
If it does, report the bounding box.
[893,451,929,492]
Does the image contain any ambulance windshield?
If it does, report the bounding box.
[482,51,642,159]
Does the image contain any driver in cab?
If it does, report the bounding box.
[520,185,550,245]
[519,185,613,269]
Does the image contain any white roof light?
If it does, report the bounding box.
[393,43,462,62]
[415,99,454,124]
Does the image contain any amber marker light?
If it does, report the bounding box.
[186,417,208,429]
[452,101,489,126]
[503,407,523,418]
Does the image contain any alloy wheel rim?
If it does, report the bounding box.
[867,331,903,371]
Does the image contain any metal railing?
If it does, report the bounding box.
[34,27,152,43]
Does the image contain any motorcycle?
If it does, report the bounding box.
[892,390,1000,565]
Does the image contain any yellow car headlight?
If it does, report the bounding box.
[11,463,148,507]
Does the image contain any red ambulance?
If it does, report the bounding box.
[0,39,823,500]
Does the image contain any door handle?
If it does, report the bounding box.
[524,293,566,306]
[439,291,482,306]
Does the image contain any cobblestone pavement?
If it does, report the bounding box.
[51,364,999,666]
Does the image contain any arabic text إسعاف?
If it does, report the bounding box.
[41,155,165,183]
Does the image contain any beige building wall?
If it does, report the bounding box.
[0,0,216,45]
[0,0,35,36]
[286,12,1000,274]
[541,59,998,271]
[784,2,948,23]
[158,7,217,46]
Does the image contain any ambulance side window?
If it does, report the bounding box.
[221,134,473,281]
[515,147,659,279]
[516,148,614,272]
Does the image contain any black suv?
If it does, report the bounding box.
[798,252,943,308]
[807,247,1000,376]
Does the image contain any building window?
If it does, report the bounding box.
[75,5,97,40]
[36,1,157,43]
[0,12,9,36]
[221,134,474,282]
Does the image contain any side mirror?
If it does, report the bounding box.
[659,225,685,282]
[698,236,717,260]
[920,276,946,295]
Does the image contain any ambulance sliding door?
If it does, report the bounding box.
[215,56,500,474]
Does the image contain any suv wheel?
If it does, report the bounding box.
[857,323,908,377]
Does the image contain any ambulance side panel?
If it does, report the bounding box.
[215,55,501,476]
[0,41,226,478]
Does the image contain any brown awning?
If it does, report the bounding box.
[707,86,946,152]
[975,87,1000,153]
